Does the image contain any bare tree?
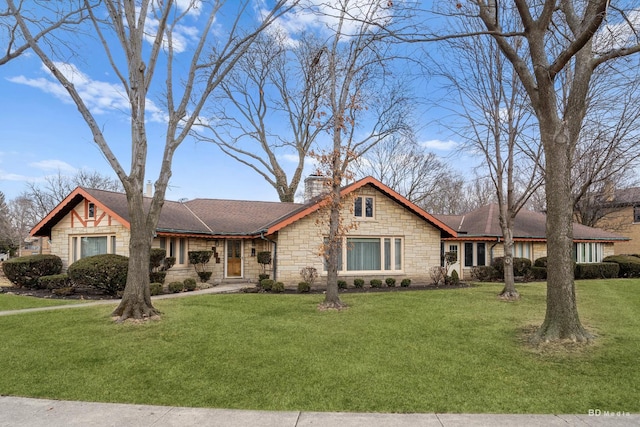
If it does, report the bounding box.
[436,7,544,301]
[354,133,449,206]
[24,169,123,221]
[9,0,296,321]
[0,191,17,254]
[0,0,89,66]
[464,0,640,342]
[312,0,412,309]
[194,31,330,202]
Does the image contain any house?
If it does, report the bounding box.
[30,176,457,286]
[436,204,628,280]
[591,187,640,255]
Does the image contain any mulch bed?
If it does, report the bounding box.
[0,279,473,301]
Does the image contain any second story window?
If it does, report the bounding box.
[354,196,374,218]
[88,202,95,218]
[634,206,640,223]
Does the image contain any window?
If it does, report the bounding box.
[71,234,116,262]
[159,237,187,264]
[464,242,473,267]
[325,236,403,272]
[634,206,640,223]
[354,197,374,218]
[463,242,487,267]
[477,243,486,266]
[574,242,603,263]
[514,242,531,259]
[88,202,95,218]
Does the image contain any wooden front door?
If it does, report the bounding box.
[226,240,242,277]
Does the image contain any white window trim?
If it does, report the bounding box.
[354,196,376,220]
[323,236,404,275]
[70,234,117,263]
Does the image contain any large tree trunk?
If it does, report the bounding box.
[536,126,591,342]
[112,190,159,321]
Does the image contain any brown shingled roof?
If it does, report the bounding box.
[436,203,626,242]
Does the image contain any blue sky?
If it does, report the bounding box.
[0,1,462,204]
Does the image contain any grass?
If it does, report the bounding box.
[0,293,81,311]
[0,280,638,414]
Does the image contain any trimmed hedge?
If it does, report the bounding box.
[149,282,163,296]
[574,262,619,280]
[68,254,128,296]
[533,257,547,268]
[491,257,532,279]
[2,254,63,288]
[38,274,69,290]
[183,278,197,291]
[531,266,547,281]
[602,255,640,278]
[471,266,497,282]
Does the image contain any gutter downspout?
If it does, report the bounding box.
[260,231,277,281]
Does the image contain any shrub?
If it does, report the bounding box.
[491,257,532,279]
[353,278,365,288]
[149,248,174,284]
[272,282,285,293]
[149,271,167,284]
[385,277,396,287]
[337,280,347,289]
[257,251,272,265]
[370,279,382,288]
[149,282,163,296]
[602,255,640,278]
[300,266,318,286]
[189,250,213,279]
[183,278,197,291]
[400,278,411,287]
[168,281,184,293]
[197,271,212,283]
[298,281,311,293]
[531,266,547,281]
[38,274,69,290]
[471,266,496,282]
[67,254,128,296]
[574,262,620,280]
[429,266,446,285]
[2,254,63,288]
[534,257,547,268]
[260,278,274,291]
[449,269,460,285]
[259,273,270,282]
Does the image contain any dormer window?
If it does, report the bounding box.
[88,202,95,218]
[354,196,374,218]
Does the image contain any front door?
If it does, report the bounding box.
[226,240,243,277]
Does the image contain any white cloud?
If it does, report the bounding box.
[8,62,168,123]
[0,170,32,182]
[420,139,458,151]
[29,160,77,173]
[594,10,640,52]
[280,153,300,163]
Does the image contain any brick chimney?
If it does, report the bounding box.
[145,181,153,197]
[304,175,330,202]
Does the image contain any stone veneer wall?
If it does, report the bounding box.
[596,206,640,255]
[274,185,443,286]
[50,203,130,271]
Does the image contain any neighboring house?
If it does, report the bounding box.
[436,204,627,280]
[30,176,457,286]
[592,187,640,255]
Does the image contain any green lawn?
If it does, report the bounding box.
[0,280,638,414]
[0,293,81,311]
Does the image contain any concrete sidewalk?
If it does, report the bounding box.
[0,282,248,316]
[0,397,637,427]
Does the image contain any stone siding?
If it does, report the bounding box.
[274,185,442,286]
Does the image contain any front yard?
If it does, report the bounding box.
[0,280,638,414]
